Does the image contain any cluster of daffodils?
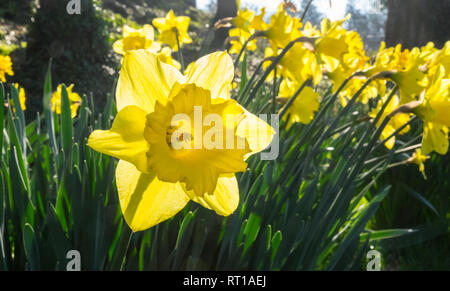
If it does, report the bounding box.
[227,2,450,176]
[2,52,82,117]
[113,10,192,71]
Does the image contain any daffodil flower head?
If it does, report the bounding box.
[250,7,268,31]
[113,25,160,55]
[51,84,82,118]
[232,7,255,34]
[265,3,295,49]
[279,78,320,128]
[0,55,14,83]
[152,10,192,52]
[88,50,275,231]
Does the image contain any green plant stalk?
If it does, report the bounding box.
[108,224,133,271]
[175,29,185,72]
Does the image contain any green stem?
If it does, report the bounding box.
[248,36,316,103]
[301,0,315,20]
[279,79,312,119]
[175,29,185,72]
[272,67,278,113]
[108,224,133,271]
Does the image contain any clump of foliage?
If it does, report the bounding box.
[13,0,116,119]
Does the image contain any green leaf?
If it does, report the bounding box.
[23,223,40,270]
[60,84,73,164]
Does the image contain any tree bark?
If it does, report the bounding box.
[209,0,238,50]
[385,0,450,49]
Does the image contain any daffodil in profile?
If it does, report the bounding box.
[153,10,192,52]
[113,25,160,55]
[0,55,14,83]
[88,50,275,232]
[51,84,82,118]
[278,78,320,128]
[414,66,450,155]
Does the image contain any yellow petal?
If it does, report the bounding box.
[422,122,449,155]
[237,108,276,158]
[116,160,190,232]
[183,51,234,100]
[117,50,183,112]
[88,106,149,172]
[112,39,124,55]
[189,174,239,216]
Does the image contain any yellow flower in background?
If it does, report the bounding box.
[279,78,320,128]
[232,7,254,35]
[152,10,192,52]
[88,50,274,231]
[279,42,322,86]
[412,149,428,178]
[368,43,427,103]
[157,46,181,70]
[265,3,295,50]
[10,83,27,112]
[0,55,14,83]
[369,94,411,150]
[51,84,82,118]
[424,41,449,72]
[113,25,160,55]
[414,66,450,155]
[250,7,268,31]
[421,122,448,155]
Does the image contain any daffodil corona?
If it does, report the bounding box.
[88,50,274,232]
[113,25,161,55]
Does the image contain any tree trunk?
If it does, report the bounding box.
[209,0,238,50]
[385,0,450,49]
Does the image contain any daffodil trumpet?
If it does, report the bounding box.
[88,50,275,232]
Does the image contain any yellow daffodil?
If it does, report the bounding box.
[157,46,181,70]
[228,7,268,59]
[279,78,320,128]
[51,84,82,118]
[414,66,450,155]
[9,83,27,112]
[369,94,411,149]
[87,50,275,231]
[250,7,268,31]
[0,55,14,83]
[152,10,192,52]
[368,43,427,103]
[113,25,160,55]
[265,3,295,50]
[279,42,322,86]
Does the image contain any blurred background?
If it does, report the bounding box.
[1,0,449,270]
